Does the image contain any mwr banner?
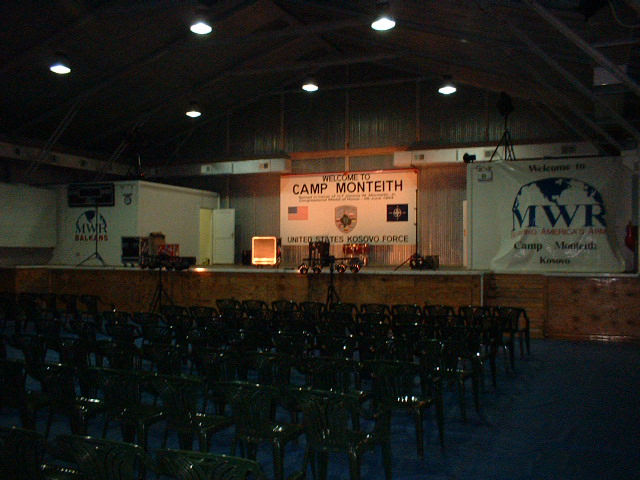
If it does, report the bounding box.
[469,158,626,272]
[280,169,417,246]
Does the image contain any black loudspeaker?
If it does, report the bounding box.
[423,255,439,270]
[68,183,115,207]
[309,241,331,266]
[121,236,142,264]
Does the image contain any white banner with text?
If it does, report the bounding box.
[280,169,417,246]
[469,157,627,272]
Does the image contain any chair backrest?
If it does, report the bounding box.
[271,299,298,312]
[58,294,79,315]
[391,304,422,317]
[161,305,191,319]
[300,392,356,449]
[40,363,79,408]
[365,360,423,402]
[360,303,390,316]
[327,303,357,325]
[0,360,26,408]
[93,367,143,411]
[423,305,457,327]
[240,352,291,386]
[0,426,46,480]
[153,448,266,480]
[52,434,144,480]
[226,383,279,437]
[494,306,527,330]
[133,311,166,326]
[299,301,325,323]
[78,295,100,315]
[101,342,141,370]
[189,306,218,328]
[304,356,360,393]
[143,344,185,375]
[216,299,243,328]
[157,376,205,427]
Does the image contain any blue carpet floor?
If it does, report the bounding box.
[2,339,639,480]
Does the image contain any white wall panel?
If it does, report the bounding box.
[0,183,56,248]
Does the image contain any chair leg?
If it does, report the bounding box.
[102,416,110,438]
[472,373,480,414]
[138,423,148,451]
[347,451,360,480]
[161,427,169,449]
[198,433,207,452]
[414,409,424,457]
[490,353,497,388]
[231,437,238,456]
[20,406,36,431]
[45,412,53,439]
[435,383,445,448]
[273,440,285,480]
[381,442,392,480]
[458,379,467,422]
[519,334,524,358]
[317,451,328,480]
[70,409,87,435]
[121,423,136,443]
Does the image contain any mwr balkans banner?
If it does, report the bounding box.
[280,169,417,246]
[469,158,626,272]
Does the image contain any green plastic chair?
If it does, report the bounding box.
[440,335,482,422]
[50,434,145,480]
[91,368,165,450]
[364,359,444,457]
[0,426,85,480]
[38,363,105,438]
[157,375,233,452]
[298,390,392,480]
[0,426,46,480]
[225,382,303,480]
[494,306,531,363]
[0,359,40,429]
[152,448,267,480]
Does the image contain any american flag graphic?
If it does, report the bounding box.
[288,206,308,220]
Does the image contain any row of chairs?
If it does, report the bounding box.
[0,294,531,480]
[0,426,267,479]
[1,294,530,375]
[1,359,398,480]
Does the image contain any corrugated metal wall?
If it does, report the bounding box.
[172,79,572,266]
[177,81,567,160]
[418,164,467,266]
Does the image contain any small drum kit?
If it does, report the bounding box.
[342,243,369,267]
[297,242,369,274]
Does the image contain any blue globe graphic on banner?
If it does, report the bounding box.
[512,177,606,231]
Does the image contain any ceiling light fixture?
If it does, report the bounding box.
[49,53,71,74]
[301,78,319,92]
[186,102,202,118]
[371,1,396,31]
[190,20,212,35]
[190,8,212,35]
[438,76,457,95]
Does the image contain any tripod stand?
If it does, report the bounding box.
[395,188,421,271]
[149,266,173,313]
[490,92,516,162]
[489,114,516,162]
[78,200,106,266]
[325,257,341,307]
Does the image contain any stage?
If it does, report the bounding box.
[1,265,638,342]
